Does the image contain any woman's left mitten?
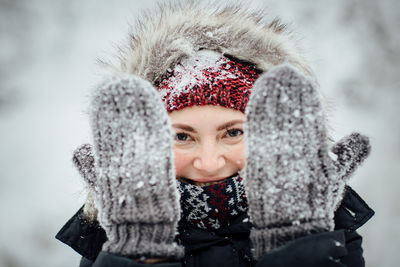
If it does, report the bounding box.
[87,74,183,259]
[244,64,370,260]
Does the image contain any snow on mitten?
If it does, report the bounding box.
[72,143,98,221]
[85,74,183,259]
[73,143,96,189]
[244,64,370,259]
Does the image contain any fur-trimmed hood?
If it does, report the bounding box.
[108,0,313,84]
[84,0,316,222]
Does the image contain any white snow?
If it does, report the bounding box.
[159,49,237,109]
[0,0,399,266]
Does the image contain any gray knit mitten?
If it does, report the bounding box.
[76,74,183,259]
[244,64,371,259]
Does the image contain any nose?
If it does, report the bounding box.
[193,141,226,174]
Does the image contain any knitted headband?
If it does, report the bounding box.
[156,50,262,113]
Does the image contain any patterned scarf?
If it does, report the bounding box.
[177,173,248,230]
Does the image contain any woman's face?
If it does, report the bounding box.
[169,105,246,186]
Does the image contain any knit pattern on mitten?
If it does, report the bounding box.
[244,64,370,259]
[88,74,183,259]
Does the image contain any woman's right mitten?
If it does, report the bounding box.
[244,64,370,260]
[86,74,183,259]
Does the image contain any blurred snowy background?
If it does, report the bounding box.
[0,0,399,266]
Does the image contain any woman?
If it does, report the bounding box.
[56,1,374,266]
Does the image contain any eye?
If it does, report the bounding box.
[226,128,244,138]
[175,133,191,142]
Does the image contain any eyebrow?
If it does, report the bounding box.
[172,120,244,133]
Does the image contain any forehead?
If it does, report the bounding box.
[169,105,245,126]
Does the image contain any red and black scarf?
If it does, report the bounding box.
[177,173,248,230]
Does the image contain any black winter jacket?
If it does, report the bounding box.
[56,186,374,267]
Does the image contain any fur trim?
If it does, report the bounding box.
[83,189,98,221]
[105,0,313,83]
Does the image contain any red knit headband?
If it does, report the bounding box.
[157,50,262,113]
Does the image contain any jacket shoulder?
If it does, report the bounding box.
[55,206,107,262]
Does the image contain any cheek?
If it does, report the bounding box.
[173,148,192,176]
[227,143,246,169]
